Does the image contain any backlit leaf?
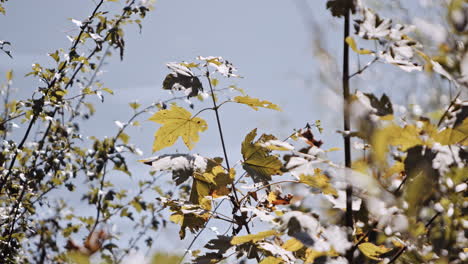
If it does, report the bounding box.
[149,105,208,152]
[241,129,283,183]
[372,124,423,163]
[299,172,338,196]
[231,230,279,245]
[433,118,468,145]
[346,36,373,55]
[281,238,304,252]
[6,69,13,82]
[358,242,392,260]
[234,96,281,111]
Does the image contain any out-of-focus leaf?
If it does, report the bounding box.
[346,36,373,55]
[205,235,233,254]
[281,238,304,252]
[299,170,338,196]
[194,252,223,264]
[434,117,468,145]
[372,124,423,163]
[259,256,283,264]
[150,252,181,264]
[403,146,438,216]
[358,242,392,260]
[140,154,207,185]
[363,92,393,116]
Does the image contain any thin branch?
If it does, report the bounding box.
[349,57,379,79]
[388,212,441,263]
[342,7,354,264]
[437,89,461,127]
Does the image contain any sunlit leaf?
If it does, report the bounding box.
[150,252,181,264]
[149,105,208,152]
[433,118,468,145]
[241,129,283,183]
[358,242,392,260]
[346,36,373,55]
[234,96,281,111]
[259,256,283,264]
[6,69,13,82]
[281,238,304,252]
[231,230,279,245]
[299,172,338,196]
[372,124,423,163]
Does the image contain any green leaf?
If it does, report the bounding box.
[149,105,208,152]
[346,36,373,55]
[231,230,279,245]
[358,242,392,260]
[241,129,283,183]
[234,96,281,111]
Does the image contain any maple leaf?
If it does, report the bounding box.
[230,230,279,245]
[358,242,392,260]
[163,62,203,98]
[241,129,283,183]
[299,171,338,196]
[149,105,208,152]
[140,154,207,185]
[234,96,281,111]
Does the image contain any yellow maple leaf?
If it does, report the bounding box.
[234,95,281,111]
[231,230,279,245]
[241,129,283,183]
[358,242,392,260]
[149,105,207,152]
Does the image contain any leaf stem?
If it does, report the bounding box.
[205,70,240,207]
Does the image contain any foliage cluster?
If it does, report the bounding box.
[0,0,467,264]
